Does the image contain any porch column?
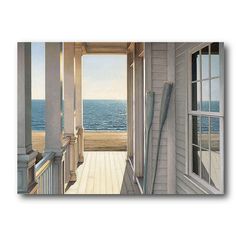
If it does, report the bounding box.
[75,46,84,163]
[17,42,38,194]
[133,43,144,178]
[127,52,133,160]
[64,42,77,181]
[45,42,64,194]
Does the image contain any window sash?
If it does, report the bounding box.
[187,43,224,193]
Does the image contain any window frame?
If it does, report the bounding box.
[187,43,224,194]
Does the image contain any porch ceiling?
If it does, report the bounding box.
[75,42,128,54]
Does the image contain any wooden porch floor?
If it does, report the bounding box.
[65,151,140,195]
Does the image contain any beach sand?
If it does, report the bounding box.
[32,131,127,153]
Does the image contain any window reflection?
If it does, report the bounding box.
[201,46,209,80]
[201,148,210,183]
[211,43,220,78]
[192,82,200,111]
[201,116,209,149]
[192,51,200,82]
[210,152,220,190]
[202,80,210,111]
[192,145,200,175]
[210,117,220,153]
[192,116,200,146]
[191,43,222,191]
[210,78,220,112]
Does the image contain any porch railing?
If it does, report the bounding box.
[62,136,70,186]
[35,136,71,194]
[35,152,55,194]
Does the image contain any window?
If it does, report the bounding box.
[189,43,224,193]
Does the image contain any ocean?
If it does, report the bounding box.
[32,100,219,132]
[32,99,127,131]
[198,101,220,133]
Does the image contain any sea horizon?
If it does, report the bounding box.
[32,99,127,131]
[32,98,127,101]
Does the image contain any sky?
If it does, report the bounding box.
[31,43,45,99]
[31,43,127,100]
[82,55,127,100]
[196,54,220,101]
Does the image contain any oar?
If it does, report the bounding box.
[150,82,173,194]
[143,91,155,194]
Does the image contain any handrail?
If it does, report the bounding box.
[35,136,73,194]
[62,136,70,151]
[35,152,55,178]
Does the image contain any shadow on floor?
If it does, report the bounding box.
[120,160,141,195]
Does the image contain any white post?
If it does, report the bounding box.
[45,42,64,194]
[17,42,38,194]
[75,46,84,163]
[127,52,133,160]
[64,42,77,181]
[133,44,144,178]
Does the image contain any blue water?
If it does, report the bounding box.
[32,100,219,132]
[83,100,127,131]
[32,100,127,131]
[32,100,45,130]
[199,101,220,133]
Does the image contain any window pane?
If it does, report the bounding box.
[210,117,220,153]
[211,43,220,78]
[210,78,220,112]
[201,116,209,149]
[192,116,200,146]
[210,151,220,190]
[201,46,209,80]
[201,148,210,183]
[202,79,210,111]
[192,145,200,175]
[192,51,200,82]
[192,82,200,110]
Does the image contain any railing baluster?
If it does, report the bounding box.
[34,138,71,194]
[35,152,55,194]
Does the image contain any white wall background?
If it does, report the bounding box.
[0,0,235,236]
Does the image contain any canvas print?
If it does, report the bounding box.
[17,42,224,195]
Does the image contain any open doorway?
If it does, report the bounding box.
[66,43,144,194]
[82,55,127,151]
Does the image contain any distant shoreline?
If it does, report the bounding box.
[32,130,127,133]
[32,99,127,101]
[32,131,127,152]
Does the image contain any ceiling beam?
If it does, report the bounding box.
[75,42,128,54]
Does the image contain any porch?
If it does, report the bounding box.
[65,151,140,194]
[17,42,146,195]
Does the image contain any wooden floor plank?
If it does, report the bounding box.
[94,151,100,194]
[85,151,96,194]
[113,152,123,191]
[65,151,140,195]
[78,152,91,194]
[100,152,106,194]
[105,152,113,194]
[109,152,120,194]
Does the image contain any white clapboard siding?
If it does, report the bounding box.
[175,42,206,194]
[149,43,168,194]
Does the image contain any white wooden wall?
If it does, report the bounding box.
[175,43,205,194]
[148,43,168,194]
[144,42,210,194]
